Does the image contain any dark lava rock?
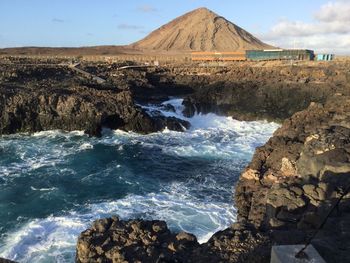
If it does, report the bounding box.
[179,65,350,122]
[196,224,272,263]
[0,86,181,136]
[0,65,189,136]
[181,82,336,122]
[76,217,275,263]
[235,94,350,262]
[76,217,200,263]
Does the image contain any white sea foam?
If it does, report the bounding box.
[79,143,94,151]
[0,188,235,262]
[32,130,85,138]
[30,186,57,192]
[0,216,86,263]
[0,131,89,179]
[129,98,280,159]
[102,120,277,160]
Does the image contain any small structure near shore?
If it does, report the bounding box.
[246,49,315,61]
[191,49,315,62]
[317,53,335,61]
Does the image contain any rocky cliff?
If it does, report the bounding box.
[181,63,350,121]
[235,94,350,262]
[0,63,189,136]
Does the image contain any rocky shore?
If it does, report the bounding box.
[0,62,190,136]
[2,59,349,137]
[76,216,271,263]
[180,62,350,121]
[76,94,350,263]
[235,94,350,262]
[1,58,350,262]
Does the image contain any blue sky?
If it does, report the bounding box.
[0,0,349,53]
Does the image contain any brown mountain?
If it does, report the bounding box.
[131,7,272,52]
[0,7,272,56]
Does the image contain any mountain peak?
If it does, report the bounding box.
[191,7,215,14]
[131,8,272,52]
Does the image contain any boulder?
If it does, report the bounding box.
[76,217,200,263]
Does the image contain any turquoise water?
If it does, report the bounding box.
[0,99,279,262]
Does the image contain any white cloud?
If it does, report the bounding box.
[314,0,350,22]
[52,18,65,23]
[117,24,144,30]
[260,0,350,54]
[137,5,158,13]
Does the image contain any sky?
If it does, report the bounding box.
[0,0,349,54]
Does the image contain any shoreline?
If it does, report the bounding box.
[1,58,350,262]
[76,94,350,263]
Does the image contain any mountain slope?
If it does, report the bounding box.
[131,7,272,52]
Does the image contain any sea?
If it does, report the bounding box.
[0,98,279,262]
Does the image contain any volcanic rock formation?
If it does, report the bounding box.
[235,94,350,262]
[0,63,190,136]
[131,7,272,52]
[76,217,200,263]
[76,216,271,263]
[180,63,350,121]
